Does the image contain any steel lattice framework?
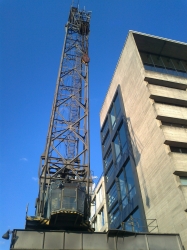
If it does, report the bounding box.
[37,7,91,216]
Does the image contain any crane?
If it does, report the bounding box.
[25,5,92,232]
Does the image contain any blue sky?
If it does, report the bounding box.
[0,0,187,249]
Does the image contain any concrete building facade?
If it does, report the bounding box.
[90,177,108,232]
[99,31,187,248]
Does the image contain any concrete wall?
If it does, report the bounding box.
[100,31,187,249]
[154,103,187,124]
[90,177,108,232]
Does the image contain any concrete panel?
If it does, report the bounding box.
[117,234,148,250]
[170,153,187,174]
[13,230,44,249]
[64,232,82,249]
[145,71,187,90]
[147,234,183,250]
[148,84,187,106]
[44,232,64,249]
[10,230,184,250]
[83,233,114,250]
[162,126,187,146]
[154,103,187,125]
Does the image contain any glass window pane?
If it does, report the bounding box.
[109,203,120,224]
[172,59,186,72]
[122,196,128,208]
[180,177,187,185]
[103,132,110,150]
[104,148,112,169]
[162,57,175,70]
[110,106,116,129]
[181,61,187,72]
[101,208,105,226]
[114,95,121,117]
[129,186,136,200]
[124,208,141,232]
[101,120,109,139]
[114,135,121,163]
[106,164,115,183]
[107,183,117,208]
[140,52,153,65]
[125,161,135,192]
[151,54,164,68]
[118,171,127,200]
[119,124,127,153]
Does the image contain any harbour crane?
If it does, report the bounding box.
[25,5,92,232]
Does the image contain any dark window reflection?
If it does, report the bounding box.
[140,52,187,78]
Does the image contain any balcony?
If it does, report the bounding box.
[162,126,187,147]
[154,103,187,125]
[148,84,187,107]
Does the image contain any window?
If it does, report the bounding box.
[100,207,105,227]
[180,177,187,185]
[123,208,142,232]
[170,146,187,154]
[125,161,135,194]
[96,186,103,210]
[106,163,115,183]
[118,171,127,200]
[102,131,110,150]
[104,148,113,169]
[93,217,98,231]
[109,94,121,129]
[91,198,96,218]
[101,119,109,140]
[118,161,136,209]
[109,203,120,224]
[140,52,187,78]
[113,124,127,163]
[107,182,117,208]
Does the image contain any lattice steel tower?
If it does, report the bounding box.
[26,6,92,231]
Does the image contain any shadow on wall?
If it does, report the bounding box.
[126,117,150,208]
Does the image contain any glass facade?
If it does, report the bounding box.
[113,123,128,163]
[123,208,142,232]
[101,89,145,232]
[109,203,120,224]
[107,182,117,208]
[104,148,113,169]
[109,95,121,129]
[101,119,109,140]
[140,52,187,78]
[118,160,136,209]
[106,163,115,183]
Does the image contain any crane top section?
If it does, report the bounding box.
[68,6,91,36]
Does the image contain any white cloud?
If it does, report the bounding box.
[32,177,38,181]
[92,175,98,179]
[20,157,28,162]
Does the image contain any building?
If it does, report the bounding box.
[99,31,187,248]
[90,176,108,232]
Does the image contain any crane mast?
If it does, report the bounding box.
[26,6,92,231]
